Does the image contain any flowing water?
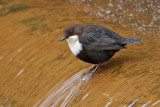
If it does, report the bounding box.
[34,66,94,107]
[0,0,160,107]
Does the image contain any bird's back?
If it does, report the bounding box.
[83,24,141,45]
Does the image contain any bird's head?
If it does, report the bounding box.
[59,24,84,41]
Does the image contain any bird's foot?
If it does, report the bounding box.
[89,64,99,77]
[81,64,100,80]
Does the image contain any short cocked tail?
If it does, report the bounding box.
[122,38,142,44]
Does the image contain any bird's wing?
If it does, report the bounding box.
[79,33,124,51]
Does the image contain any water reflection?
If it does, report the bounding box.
[34,66,94,107]
[68,0,160,37]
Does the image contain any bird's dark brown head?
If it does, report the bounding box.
[60,24,84,41]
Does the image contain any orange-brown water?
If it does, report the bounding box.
[0,0,160,107]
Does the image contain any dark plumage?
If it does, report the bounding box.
[60,24,141,64]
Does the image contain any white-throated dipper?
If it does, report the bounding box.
[60,24,141,74]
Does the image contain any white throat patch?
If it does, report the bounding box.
[66,35,82,56]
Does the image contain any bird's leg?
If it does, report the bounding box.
[87,64,97,73]
[81,64,100,80]
[89,64,99,77]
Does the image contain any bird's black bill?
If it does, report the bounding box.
[59,36,67,41]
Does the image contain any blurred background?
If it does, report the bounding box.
[0,0,160,106]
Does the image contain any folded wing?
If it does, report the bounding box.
[79,33,124,51]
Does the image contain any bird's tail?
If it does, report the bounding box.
[123,38,142,44]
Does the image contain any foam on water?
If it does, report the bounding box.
[128,99,138,107]
[17,69,24,76]
[152,100,160,106]
[142,101,151,107]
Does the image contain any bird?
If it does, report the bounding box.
[60,24,141,75]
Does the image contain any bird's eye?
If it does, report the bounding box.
[70,31,73,33]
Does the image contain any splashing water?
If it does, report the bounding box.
[34,66,94,107]
[68,0,160,37]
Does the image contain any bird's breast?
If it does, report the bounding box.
[66,36,83,56]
